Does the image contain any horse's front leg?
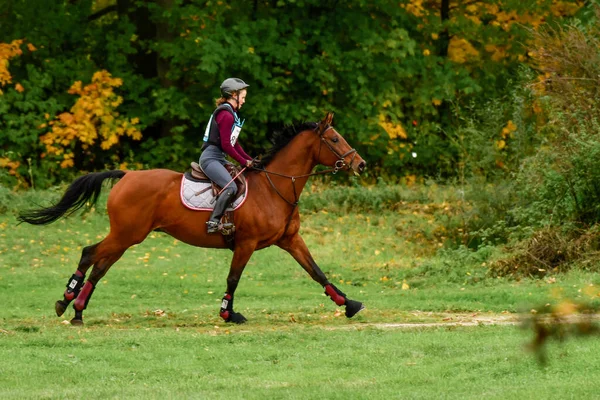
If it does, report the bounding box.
[277,233,365,318]
[220,241,256,324]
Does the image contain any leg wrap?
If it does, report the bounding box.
[324,283,346,306]
[74,281,95,311]
[64,270,85,301]
[219,293,233,320]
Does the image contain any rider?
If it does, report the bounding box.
[200,78,255,233]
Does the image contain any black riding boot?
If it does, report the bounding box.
[206,187,235,233]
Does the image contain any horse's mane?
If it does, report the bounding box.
[259,122,318,166]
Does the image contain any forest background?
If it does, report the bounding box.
[2,0,600,274]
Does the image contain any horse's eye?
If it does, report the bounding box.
[331,137,339,143]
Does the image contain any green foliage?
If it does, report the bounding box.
[0,0,588,187]
[403,244,496,286]
[300,179,433,214]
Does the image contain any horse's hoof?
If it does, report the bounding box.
[70,318,84,326]
[55,300,68,317]
[227,311,247,324]
[345,299,365,318]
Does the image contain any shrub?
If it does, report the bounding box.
[520,13,600,227]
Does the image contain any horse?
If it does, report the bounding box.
[18,113,367,325]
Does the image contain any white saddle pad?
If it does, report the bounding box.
[180,175,246,211]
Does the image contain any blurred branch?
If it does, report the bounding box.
[524,302,600,365]
[88,5,118,22]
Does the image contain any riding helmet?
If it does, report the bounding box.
[220,78,250,98]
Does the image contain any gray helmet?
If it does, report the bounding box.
[220,78,249,98]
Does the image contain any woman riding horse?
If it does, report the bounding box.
[18,113,366,325]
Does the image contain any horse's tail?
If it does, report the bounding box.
[18,170,126,225]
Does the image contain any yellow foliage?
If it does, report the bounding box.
[60,158,74,169]
[378,114,407,140]
[40,70,142,169]
[501,120,517,139]
[408,2,583,64]
[496,120,517,150]
[403,0,426,17]
[484,44,510,62]
[550,1,583,17]
[0,157,21,176]
[448,37,480,63]
[0,40,24,87]
[403,174,417,186]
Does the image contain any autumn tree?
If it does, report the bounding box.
[0,0,589,187]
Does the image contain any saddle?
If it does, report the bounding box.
[189,162,247,201]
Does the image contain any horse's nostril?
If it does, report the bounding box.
[358,161,366,172]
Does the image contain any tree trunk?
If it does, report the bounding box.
[436,0,450,57]
[156,0,175,89]
[436,0,451,127]
[117,0,157,79]
[117,0,178,138]
[156,0,177,138]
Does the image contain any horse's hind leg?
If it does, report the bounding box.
[70,250,125,325]
[55,243,99,317]
[56,233,131,325]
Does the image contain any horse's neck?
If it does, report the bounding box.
[260,131,319,194]
[267,131,318,176]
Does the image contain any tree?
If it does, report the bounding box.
[0,0,588,187]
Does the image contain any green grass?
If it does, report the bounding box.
[2,187,600,398]
[2,324,600,399]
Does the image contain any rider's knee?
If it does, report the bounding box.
[223,186,236,198]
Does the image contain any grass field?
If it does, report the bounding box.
[2,187,600,399]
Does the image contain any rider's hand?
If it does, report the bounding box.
[245,159,253,168]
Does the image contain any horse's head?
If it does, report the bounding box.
[315,113,366,175]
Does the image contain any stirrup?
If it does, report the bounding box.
[220,222,235,235]
[206,220,219,233]
[206,220,235,234]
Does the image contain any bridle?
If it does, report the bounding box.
[316,125,358,175]
[250,124,358,231]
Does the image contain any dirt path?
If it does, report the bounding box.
[338,311,600,330]
[329,312,521,330]
[368,315,519,329]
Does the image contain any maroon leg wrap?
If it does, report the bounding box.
[64,270,85,301]
[220,293,233,320]
[325,284,346,306]
[74,281,95,311]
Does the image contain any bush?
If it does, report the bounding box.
[519,14,600,227]
[490,225,600,278]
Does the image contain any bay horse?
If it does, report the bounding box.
[18,113,366,325]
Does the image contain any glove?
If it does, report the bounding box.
[246,158,261,169]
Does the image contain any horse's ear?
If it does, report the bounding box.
[320,112,334,132]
